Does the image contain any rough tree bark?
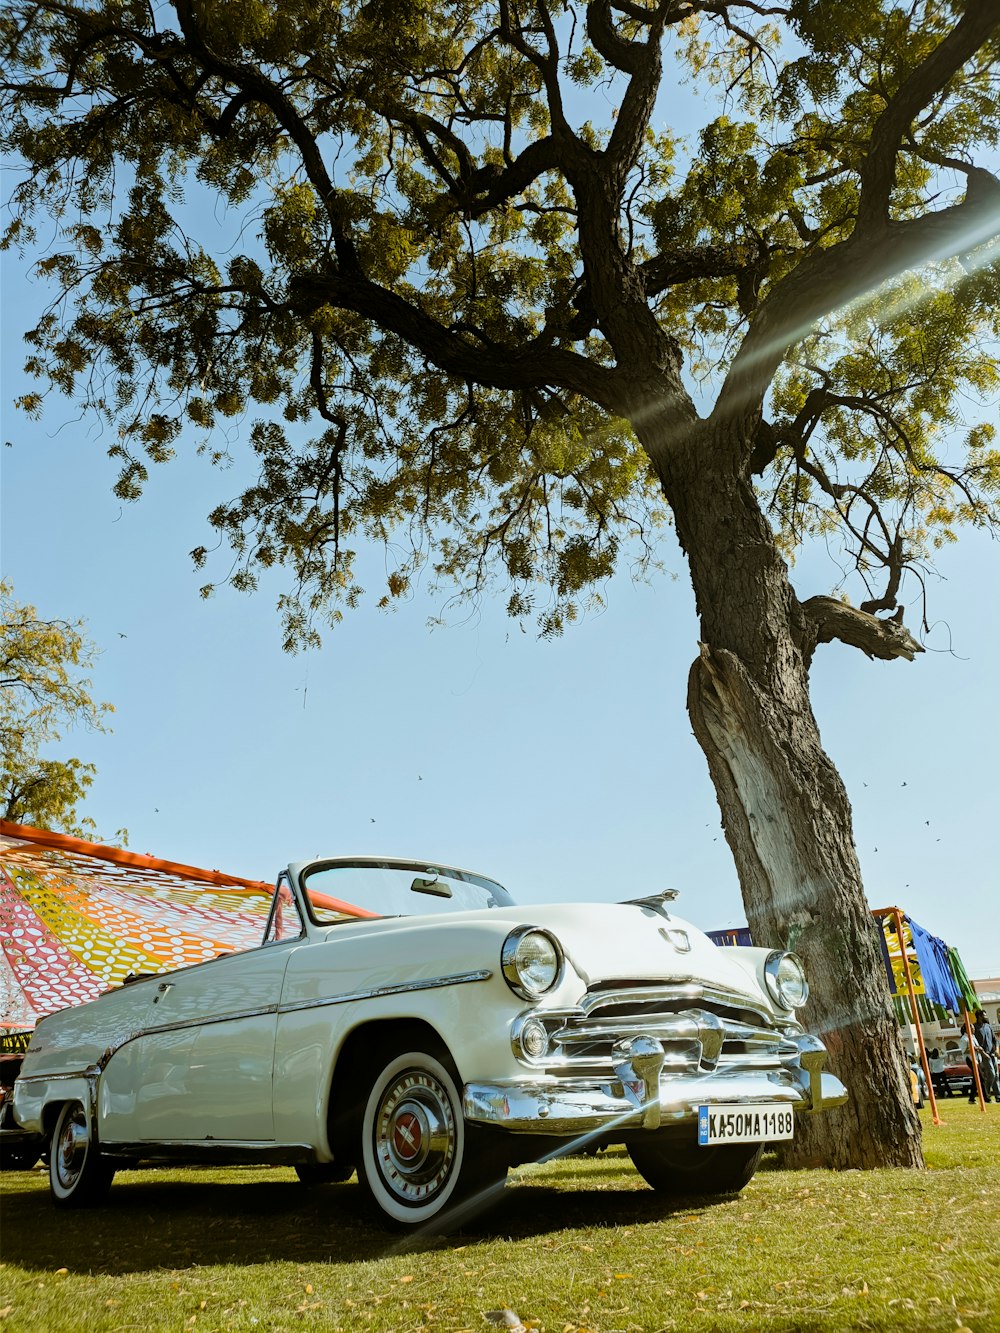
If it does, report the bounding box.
[651,417,923,1169]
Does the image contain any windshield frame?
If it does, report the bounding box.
[296,856,514,925]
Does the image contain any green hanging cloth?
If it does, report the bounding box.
[947,947,979,1014]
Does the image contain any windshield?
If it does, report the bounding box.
[301,859,515,925]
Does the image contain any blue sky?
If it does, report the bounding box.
[1,58,997,981]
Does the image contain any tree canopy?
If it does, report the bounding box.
[0,580,116,836]
[3,0,997,648]
[3,0,999,1170]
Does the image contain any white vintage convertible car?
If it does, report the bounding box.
[13,858,847,1229]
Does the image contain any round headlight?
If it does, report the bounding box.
[502,927,562,1000]
[764,951,809,1009]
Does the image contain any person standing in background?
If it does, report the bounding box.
[928,1047,948,1098]
[971,1010,999,1103]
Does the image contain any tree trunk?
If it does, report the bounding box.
[651,417,922,1170]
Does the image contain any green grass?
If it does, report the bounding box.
[1,1102,998,1332]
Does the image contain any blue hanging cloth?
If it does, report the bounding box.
[905,916,962,1011]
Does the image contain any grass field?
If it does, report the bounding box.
[1,1102,998,1332]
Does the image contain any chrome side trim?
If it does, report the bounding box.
[15,1065,103,1089]
[97,1140,319,1167]
[19,972,494,1078]
[134,1004,280,1041]
[277,968,493,1015]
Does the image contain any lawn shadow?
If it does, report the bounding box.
[0,1164,736,1275]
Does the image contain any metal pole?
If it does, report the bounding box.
[890,908,942,1126]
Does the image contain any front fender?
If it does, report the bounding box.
[271,960,524,1151]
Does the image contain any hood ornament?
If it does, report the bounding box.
[622,888,680,920]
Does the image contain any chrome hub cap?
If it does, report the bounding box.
[56,1107,88,1189]
[375,1071,457,1204]
[392,1109,423,1161]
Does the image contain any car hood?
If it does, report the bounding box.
[323,899,775,1013]
[505,901,767,998]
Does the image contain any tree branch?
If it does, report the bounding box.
[799,595,924,668]
[715,2,1000,426]
[171,0,360,275]
[460,137,566,218]
[640,240,769,294]
[718,167,1000,426]
[288,270,628,413]
[857,0,1000,234]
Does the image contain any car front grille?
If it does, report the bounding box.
[531,982,798,1077]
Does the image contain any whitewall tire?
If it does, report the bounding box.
[358,1047,505,1231]
[49,1100,115,1208]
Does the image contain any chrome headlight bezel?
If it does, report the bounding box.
[510,1012,553,1062]
[764,950,809,1010]
[501,926,563,1001]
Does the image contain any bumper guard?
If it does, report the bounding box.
[464,1032,848,1135]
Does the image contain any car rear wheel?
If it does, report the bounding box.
[0,1144,42,1171]
[357,1047,506,1231]
[49,1100,115,1208]
[628,1133,763,1196]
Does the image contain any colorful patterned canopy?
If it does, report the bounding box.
[0,821,274,1028]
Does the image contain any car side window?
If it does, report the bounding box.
[263,875,304,944]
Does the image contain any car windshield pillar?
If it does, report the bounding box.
[264,874,304,944]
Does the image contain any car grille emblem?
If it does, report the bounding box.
[659,927,691,952]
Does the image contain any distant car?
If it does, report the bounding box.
[13,858,848,1229]
[0,1040,45,1171]
[940,1062,974,1096]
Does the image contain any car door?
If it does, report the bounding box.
[100,879,305,1144]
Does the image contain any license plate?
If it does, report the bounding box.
[697,1104,794,1145]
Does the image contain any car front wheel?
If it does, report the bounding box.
[295,1161,355,1185]
[357,1047,506,1231]
[49,1100,115,1208]
[628,1132,763,1197]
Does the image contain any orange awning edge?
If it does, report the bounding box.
[0,819,273,894]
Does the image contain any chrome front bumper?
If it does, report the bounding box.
[464,1032,848,1136]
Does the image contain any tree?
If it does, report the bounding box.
[0,580,115,836]
[2,0,998,1168]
